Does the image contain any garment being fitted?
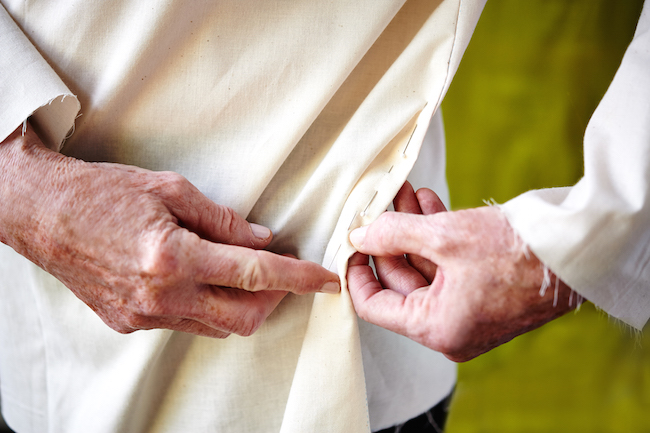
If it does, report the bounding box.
[0,1,485,432]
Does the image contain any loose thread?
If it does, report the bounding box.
[360,191,378,217]
[539,265,551,297]
[482,198,498,207]
[347,211,358,230]
[402,124,417,156]
[426,410,443,433]
[575,293,583,311]
[327,244,342,270]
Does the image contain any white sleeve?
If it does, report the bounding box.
[500,1,650,329]
[0,4,79,150]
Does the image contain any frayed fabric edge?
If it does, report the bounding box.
[484,198,585,311]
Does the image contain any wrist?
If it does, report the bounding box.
[0,124,72,257]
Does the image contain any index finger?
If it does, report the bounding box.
[194,240,341,295]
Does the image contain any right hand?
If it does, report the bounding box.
[0,124,340,338]
[348,183,574,362]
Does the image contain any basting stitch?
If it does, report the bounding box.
[347,211,358,230]
[360,191,378,217]
[328,244,342,270]
[402,124,417,156]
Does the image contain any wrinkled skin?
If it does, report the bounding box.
[348,182,576,362]
[0,125,339,338]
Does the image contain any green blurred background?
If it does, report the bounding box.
[441,1,650,432]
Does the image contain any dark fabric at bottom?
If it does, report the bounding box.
[373,392,452,433]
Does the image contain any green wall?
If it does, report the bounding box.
[441,1,650,431]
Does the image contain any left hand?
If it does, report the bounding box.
[0,124,340,339]
[347,183,577,362]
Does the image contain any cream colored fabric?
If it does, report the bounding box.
[501,0,650,330]
[0,7,78,149]
[0,1,484,432]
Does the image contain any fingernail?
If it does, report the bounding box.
[349,226,368,248]
[250,223,271,239]
[320,281,340,294]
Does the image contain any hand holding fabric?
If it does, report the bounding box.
[348,183,576,362]
[0,125,340,338]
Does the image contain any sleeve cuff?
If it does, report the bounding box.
[501,188,650,330]
[0,4,80,150]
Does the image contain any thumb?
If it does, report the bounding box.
[155,172,273,248]
[349,212,435,258]
[189,203,273,248]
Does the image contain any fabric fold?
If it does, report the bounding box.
[279,1,486,431]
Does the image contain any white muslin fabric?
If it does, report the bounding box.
[501,0,650,330]
[0,1,485,432]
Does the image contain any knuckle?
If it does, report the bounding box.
[133,237,183,319]
[375,213,399,242]
[235,305,267,337]
[211,331,231,339]
[159,171,190,195]
[212,293,271,337]
[130,277,181,319]
[119,311,149,332]
[216,206,241,240]
[235,322,260,337]
[106,318,136,334]
[139,228,182,281]
[111,325,134,335]
[377,211,396,224]
[96,301,147,334]
[238,253,270,292]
